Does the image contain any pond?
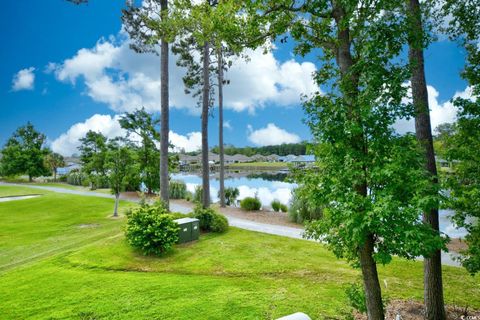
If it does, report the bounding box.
[172,171,467,239]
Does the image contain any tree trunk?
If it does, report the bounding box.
[333,3,385,319]
[53,170,57,182]
[159,0,170,210]
[113,193,119,217]
[359,234,385,320]
[29,175,32,183]
[218,47,225,208]
[407,0,446,318]
[201,41,211,208]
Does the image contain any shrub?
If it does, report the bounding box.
[288,188,323,224]
[271,199,281,212]
[169,180,187,199]
[193,185,203,203]
[279,204,288,212]
[345,283,367,314]
[192,205,229,233]
[185,191,193,202]
[240,197,262,211]
[221,187,240,206]
[124,204,179,255]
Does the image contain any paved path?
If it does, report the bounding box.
[0,182,461,266]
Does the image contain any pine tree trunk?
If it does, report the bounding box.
[54,170,57,182]
[407,0,445,318]
[218,47,225,208]
[201,41,211,208]
[113,193,119,217]
[159,0,170,210]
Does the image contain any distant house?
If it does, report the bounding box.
[266,154,280,162]
[279,154,298,163]
[229,154,252,163]
[251,154,267,162]
[291,155,315,167]
[57,163,81,176]
[179,154,199,165]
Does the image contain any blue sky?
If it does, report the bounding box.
[0,1,469,156]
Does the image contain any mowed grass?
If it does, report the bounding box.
[0,185,479,319]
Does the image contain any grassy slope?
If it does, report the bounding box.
[0,186,479,319]
[0,185,49,197]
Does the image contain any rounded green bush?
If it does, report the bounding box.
[125,204,179,255]
[192,206,229,233]
[279,204,288,212]
[240,197,262,211]
[271,199,281,212]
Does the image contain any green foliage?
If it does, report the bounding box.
[271,200,281,212]
[222,187,239,206]
[169,180,187,199]
[345,283,367,314]
[125,204,179,256]
[119,108,160,194]
[443,97,480,274]
[279,204,288,213]
[78,131,108,189]
[43,152,66,181]
[105,140,139,197]
[240,197,261,211]
[0,122,50,181]
[211,142,308,157]
[193,185,208,204]
[288,188,323,224]
[192,205,229,233]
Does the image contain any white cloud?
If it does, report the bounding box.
[169,131,202,153]
[11,67,35,91]
[394,85,472,134]
[51,114,126,156]
[247,123,301,146]
[49,31,318,114]
[223,120,232,130]
[52,113,201,156]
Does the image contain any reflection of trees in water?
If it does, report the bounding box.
[246,172,288,182]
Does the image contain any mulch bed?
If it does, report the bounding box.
[354,300,480,320]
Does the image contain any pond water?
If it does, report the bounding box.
[172,171,467,239]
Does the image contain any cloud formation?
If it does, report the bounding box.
[49,32,318,114]
[169,131,202,153]
[51,114,126,156]
[51,113,202,156]
[247,123,301,146]
[11,67,35,91]
[394,85,472,134]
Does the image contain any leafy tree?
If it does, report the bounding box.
[106,139,139,217]
[119,108,160,194]
[0,123,50,182]
[78,131,108,189]
[245,1,446,318]
[44,152,66,182]
[440,0,480,275]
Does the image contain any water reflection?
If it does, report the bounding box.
[172,171,467,238]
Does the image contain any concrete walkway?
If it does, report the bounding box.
[0,182,461,266]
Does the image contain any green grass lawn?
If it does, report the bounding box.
[0,185,478,319]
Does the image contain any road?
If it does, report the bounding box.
[0,182,460,266]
